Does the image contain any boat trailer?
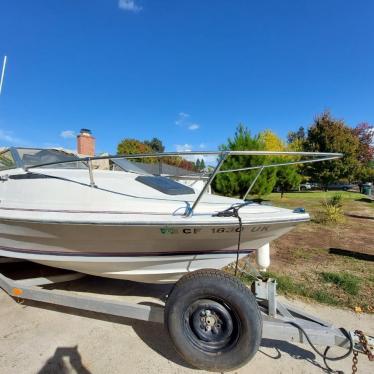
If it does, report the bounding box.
[0,257,373,372]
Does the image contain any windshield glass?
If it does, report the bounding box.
[0,150,16,171]
[135,175,195,195]
[16,148,87,169]
[111,158,151,174]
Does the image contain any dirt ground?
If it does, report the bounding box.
[273,218,374,256]
[1,276,373,374]
[262,192,374,312]
[268,192,374,256]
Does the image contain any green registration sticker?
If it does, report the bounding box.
[160,227,176,235]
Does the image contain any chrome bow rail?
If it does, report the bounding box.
[24,150,343,217]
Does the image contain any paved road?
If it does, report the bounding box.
[0,276,373,374]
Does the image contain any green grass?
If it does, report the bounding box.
[238,272,257,284]
[256,271,341,306]
[292,247,314,260]
[247,191,372,215]
[233,251,373,311]
[254,191,374,217]
[250,191,366,201]
[320,272,361,295]
[368,275,374,283]
[312,290,340,305]
[237,191,374,311]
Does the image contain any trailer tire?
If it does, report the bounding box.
[164,269,262,372]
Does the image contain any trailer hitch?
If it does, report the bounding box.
[252,277,374,373]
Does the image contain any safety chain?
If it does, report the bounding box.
[355,330,374,361]
[352,351,358,374]
[352,330,374,374]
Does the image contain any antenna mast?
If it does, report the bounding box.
[0,55,7,95]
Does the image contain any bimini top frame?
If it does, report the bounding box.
[20,149,342,217]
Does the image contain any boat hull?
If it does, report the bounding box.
[0,219,297,283]
[0,250,251,283]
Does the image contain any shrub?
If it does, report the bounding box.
[328,193,343,208]
[318,193,345,223]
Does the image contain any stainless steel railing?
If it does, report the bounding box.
[24,150,343,217]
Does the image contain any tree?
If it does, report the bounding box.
[161,155,198,171]
[287,126,306,144]
[117,138,155,163]
[117,137,197,169]
[213,124,277,197]
[260,129,285,151]
[276,166,301,198]
[287,127,306,152]
[352,123,374,164]
[117,138,153,155]
[355,163,374,185]
[303,111,361,187]
[195,158,206,171]
[144,137,165,153]
[260,130,302,197]
[177,158,198,171]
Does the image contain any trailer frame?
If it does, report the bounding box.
[0,258,372,367]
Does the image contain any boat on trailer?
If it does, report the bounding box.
[0,147,340,283]
[1,148,373,372]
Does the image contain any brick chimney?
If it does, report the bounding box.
[77,129,95,156]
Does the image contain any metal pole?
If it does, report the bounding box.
[217,156,341,174]
[243,166,264,200]
[186,153,228,216]
[0,56,7,95]
[26,152,343,171]
[88,159,96,187]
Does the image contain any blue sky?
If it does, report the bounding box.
[0,0,373,154]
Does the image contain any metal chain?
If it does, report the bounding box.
[352,351,358,374]
[355,330,374,361]
[352,330,374,374]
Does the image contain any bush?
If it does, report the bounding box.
[328,193,343,208]
[317,193,345,223]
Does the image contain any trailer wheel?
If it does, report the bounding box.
[164,269,262,372]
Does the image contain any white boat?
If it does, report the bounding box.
[0,147,341,283]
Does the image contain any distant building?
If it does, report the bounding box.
[77,128,95,156]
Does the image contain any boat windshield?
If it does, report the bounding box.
[15,148,87,169]
[111,158,151,175]
[0,150,16,171]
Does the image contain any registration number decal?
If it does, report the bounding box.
[160,226,268,235]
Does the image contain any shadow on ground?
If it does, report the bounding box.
[329,247,374,261]
[260,339,331,373]
[38,346,91,374]
[356,197,374,204]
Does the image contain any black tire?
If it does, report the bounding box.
[164,269,262,372]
